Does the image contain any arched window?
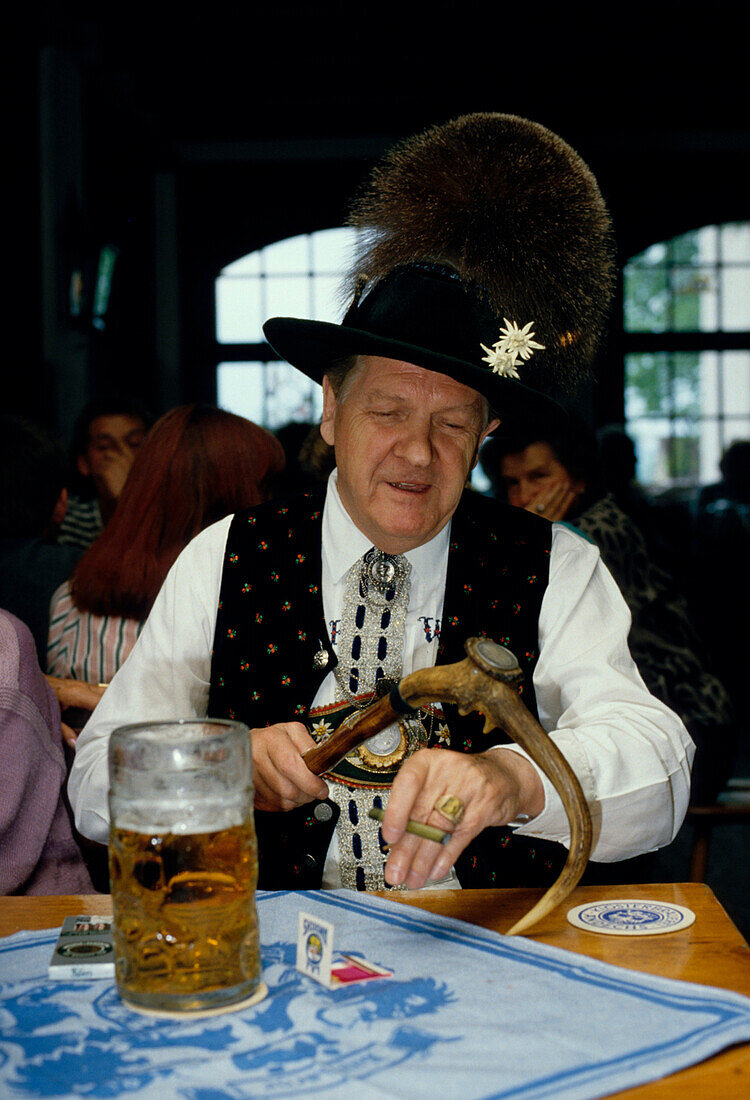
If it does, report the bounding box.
[623,223,750,489]
[215,227,360,428]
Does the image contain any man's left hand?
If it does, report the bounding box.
[381,747,544,889]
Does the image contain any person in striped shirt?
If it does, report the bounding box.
[48,404,285,697]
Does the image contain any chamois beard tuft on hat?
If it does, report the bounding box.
[345,112,616,393]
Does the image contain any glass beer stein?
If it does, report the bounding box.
[108,719,262,1014]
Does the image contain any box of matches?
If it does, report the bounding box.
[330,953,393,986]
[48,915,116,979]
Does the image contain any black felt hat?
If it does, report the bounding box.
[263,113,615,417]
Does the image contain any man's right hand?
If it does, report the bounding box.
[250,722,329,811]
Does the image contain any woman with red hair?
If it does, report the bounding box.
[47,404,284,687]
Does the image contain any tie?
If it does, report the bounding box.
[328,548,412,890]
[334,547,411,704]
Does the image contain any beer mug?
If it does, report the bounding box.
[108,719,261,1014]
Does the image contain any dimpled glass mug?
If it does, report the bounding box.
[108,719,262,1014]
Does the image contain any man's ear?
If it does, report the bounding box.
[320,376,338,447]
[471,418,501,469]
[77,454,91,478]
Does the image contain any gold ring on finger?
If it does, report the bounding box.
[433,794,465,825]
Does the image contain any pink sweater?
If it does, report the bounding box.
[0,609,94,895]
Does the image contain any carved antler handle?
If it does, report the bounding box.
[303,638,592,935]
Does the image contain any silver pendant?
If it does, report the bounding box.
[360,548,409,608]
[313,648,329,669]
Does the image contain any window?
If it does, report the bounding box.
[215,227,359,429]
[623,223,750,489]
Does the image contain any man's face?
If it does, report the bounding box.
[78,415,146,482]
[499,442,584,509]
[320,356,499,554]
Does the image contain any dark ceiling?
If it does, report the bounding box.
[18,4,750,150]
[4,4,749,427]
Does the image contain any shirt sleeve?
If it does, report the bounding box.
[67,516,232,843]
[498,523,694,861]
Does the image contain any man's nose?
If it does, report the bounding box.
[394,420,434,467]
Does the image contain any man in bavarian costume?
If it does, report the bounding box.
[70,114,693,892]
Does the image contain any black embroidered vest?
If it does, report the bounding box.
[209,487,566,889]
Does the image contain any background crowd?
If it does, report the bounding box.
[1,394,747,913]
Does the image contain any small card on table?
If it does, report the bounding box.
[296,910,392,988]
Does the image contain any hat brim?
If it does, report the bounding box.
[263,317,562,424]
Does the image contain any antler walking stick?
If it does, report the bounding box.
[303,637,592,935]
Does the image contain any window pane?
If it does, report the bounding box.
[264,273,313,320]
[627,418,671,486]
[262,361,324,427]
[310,275,346,322]
[630,242,667,267]
[671,353,701,417]
[263,234,311,274]
[698,351,721,416]
[623,266,669,332]
[670,266,718,330]
[626,357,698,417]
[311,227,359,271]
[666,421,701,484]
[698,418,722,484]
[691,225,719,264]
[629,419,701,487]
[722,352,750,416]
[221,252,262,276]
[216,276,263,343]
[625,353,673,417]
[723,419,750,448]
[720,223,750,262]
[217,361,323,430]
[720,266,750,330]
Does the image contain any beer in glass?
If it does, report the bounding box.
[108,719,261,1013]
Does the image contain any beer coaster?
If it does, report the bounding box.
[566,900,695,936]
[123,981,269,1019]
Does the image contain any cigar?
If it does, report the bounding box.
[368,807,448,844]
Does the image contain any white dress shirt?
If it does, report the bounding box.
[69,473,694,868]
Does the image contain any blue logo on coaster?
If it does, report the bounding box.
[567,900,695,935]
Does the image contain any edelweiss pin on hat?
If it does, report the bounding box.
[263,112,615,416]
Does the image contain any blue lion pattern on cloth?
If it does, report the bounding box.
[1,890,750,1100]
[0,938,453,1098]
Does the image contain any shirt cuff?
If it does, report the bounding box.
[487,739,598,844]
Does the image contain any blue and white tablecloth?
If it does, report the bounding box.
[1,889,750,1099]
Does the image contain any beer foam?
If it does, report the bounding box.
[111,797,248,835]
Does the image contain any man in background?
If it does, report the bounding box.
[57,395,151,550]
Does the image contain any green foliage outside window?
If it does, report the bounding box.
[624,232,705,483]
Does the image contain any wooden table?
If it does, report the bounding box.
[2,882,749,1098]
